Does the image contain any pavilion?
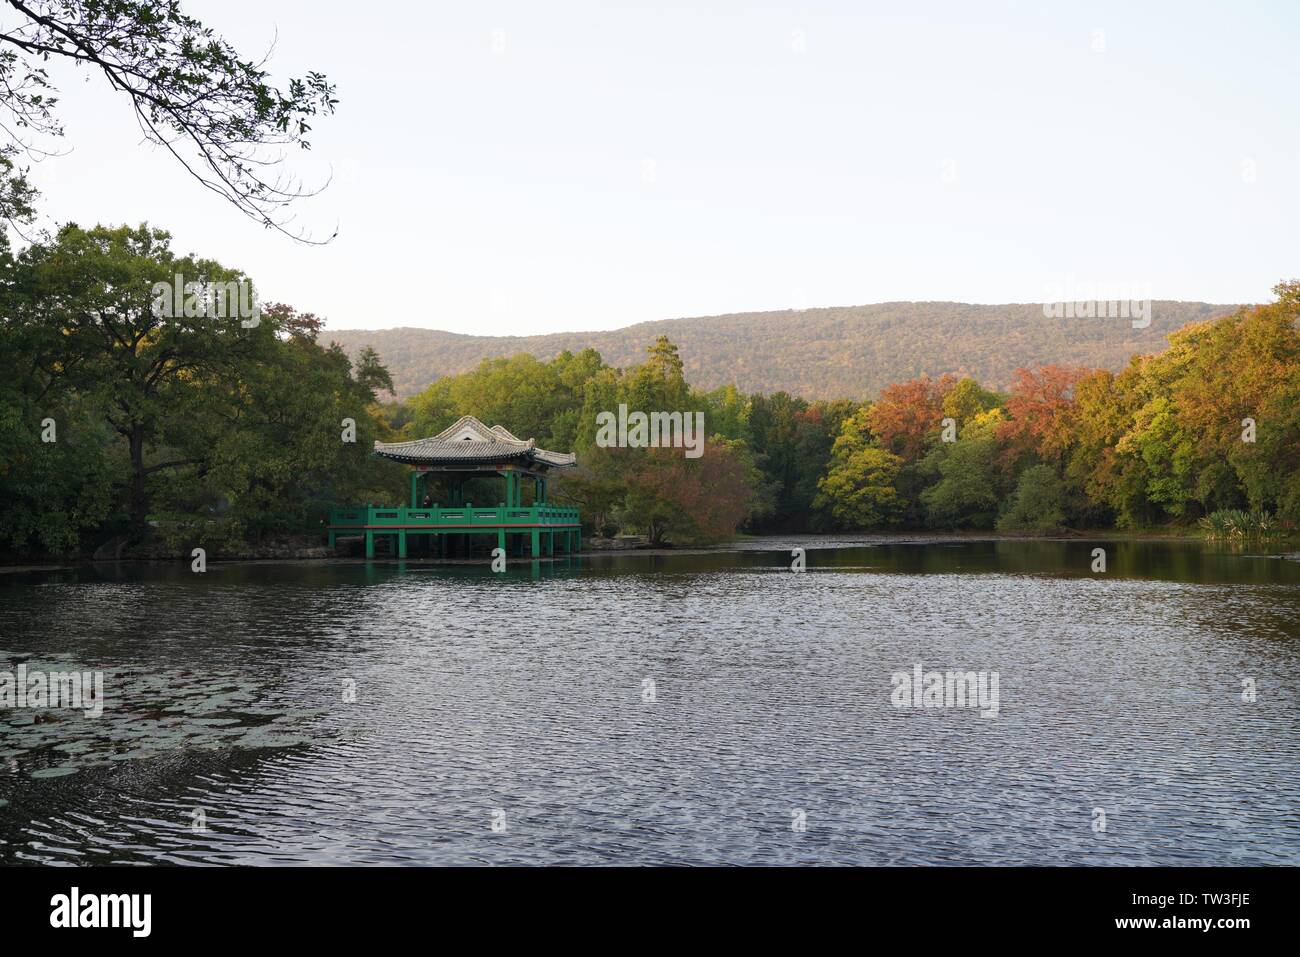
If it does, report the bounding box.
[327,416,581,559]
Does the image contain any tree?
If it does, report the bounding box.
[0,0,337,236]
[0,314,117,553]
[698,383,751,443]
[867,374,955,461]
[624,335,691,413]
[400,348,610,453]
[575,439,765,545]
[997,464,1067,533]
[792,398,859,530]
[919,415,1002,529]
[1063,369,1130,526]
[14,223,274,539]
[1116,394,1198,517]
[747,390,812,527]
[184,322,400,543]
[942,377,1001,425]
[814,409,904,528]
[997,365,1095,467]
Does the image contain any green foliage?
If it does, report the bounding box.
[401,337,772,544]
[0,390,117,554]
[1,205,1296,558]
[943,377,1002,424]
[919,436,1000,529]
[1198,509,1282,540]
[814,412,904,528]
[997,465,1068,533]
[697,383,751,442]
[0,222,396,557]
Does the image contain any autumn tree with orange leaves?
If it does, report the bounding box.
[866,374,956,461]
[997,365,1097,467]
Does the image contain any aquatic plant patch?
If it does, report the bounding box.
[0,654,324,780]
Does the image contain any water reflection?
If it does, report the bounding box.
[1,538,1297,865]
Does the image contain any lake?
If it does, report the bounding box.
[1,538,1298,865]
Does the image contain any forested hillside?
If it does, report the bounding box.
[330,301,1238,400]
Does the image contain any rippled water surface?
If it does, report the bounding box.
[2,538,1298,865]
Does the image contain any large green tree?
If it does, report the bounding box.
[14,223,269,537]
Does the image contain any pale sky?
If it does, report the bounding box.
[15,0,1300,334]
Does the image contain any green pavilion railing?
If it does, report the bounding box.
[326,503,582,559]
[328,504,580,529]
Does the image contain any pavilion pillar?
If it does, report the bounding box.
[497,528,506,556]
[365,530,375,559]
[531,528,540,558]
[397,530,407,558]
[547,530,554,555]
[410,471,419,508]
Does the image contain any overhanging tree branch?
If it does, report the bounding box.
[0,0,338,241]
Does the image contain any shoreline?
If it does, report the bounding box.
[3,529,1295,571]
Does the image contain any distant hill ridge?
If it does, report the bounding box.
[328,300,1241,401]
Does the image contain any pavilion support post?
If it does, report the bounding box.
[531,528,540,558]
[365,530,375,559]
[410,472,419,508]
[547,530,554,555]
[497,528,506,555]
[397,530,407,558]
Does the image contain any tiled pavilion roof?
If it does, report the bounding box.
[373,415,577,468]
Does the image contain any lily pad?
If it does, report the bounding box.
[31,766,78,779]
[52,740,95,754]
[109,749,158,761]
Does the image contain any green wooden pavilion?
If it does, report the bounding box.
[327,416,581,559]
